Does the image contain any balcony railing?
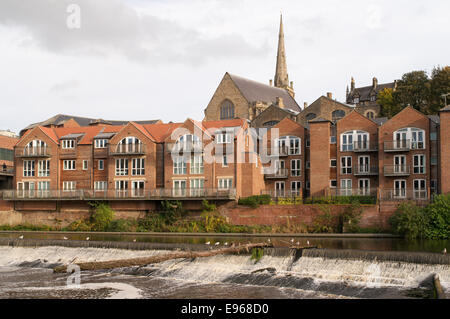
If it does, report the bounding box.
[353,141,378,152]
[354,165,379,176]
[383,165,411,176]
[267,146,289,157]
[109,143,145,155]
[329,188,377,197]
[264,168,289,179]
[380,189,428,201]
[166,142,204,153]
[16,146,51,158]
[384,140,411,152]
[0,167,14,176]
[2,188,237,201]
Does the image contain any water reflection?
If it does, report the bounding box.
[0,232,447,254]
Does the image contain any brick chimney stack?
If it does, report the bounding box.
[269,79,273,86]
[373,77,378,89]
[351,77,355,91]
[327,92,333,99]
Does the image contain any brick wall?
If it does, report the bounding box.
[221,204,397,230]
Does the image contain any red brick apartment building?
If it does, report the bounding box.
[0,134,19,189]
[3,105,450,206]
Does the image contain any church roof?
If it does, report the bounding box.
[228,73,301,113]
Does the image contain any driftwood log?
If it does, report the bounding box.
[54,242,272,273]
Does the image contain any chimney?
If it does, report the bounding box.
[304,102,308,109]
[373,77,378,88]
[290,81,294,89]
[276,97,284,109]
[269,79,273,86]
[327,92,333,99]
[351,77,355,91]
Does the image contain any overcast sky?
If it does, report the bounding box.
[0,0,449,134]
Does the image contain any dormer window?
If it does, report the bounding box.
[370,95,376,102]
[216,132,231,144]
[353,97,360,104]
[62,140,75,149]
[95,139,108,148]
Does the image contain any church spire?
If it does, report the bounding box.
[274,14,294,98]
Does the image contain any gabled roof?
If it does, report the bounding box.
[21,114,161,135]
[380,106,429,127]
[227,73,301,112]
[0,135,19,150]
[272,116,306,130]
[143,123,184,143]
[347,82,395,103]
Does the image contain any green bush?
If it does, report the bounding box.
[340,203,363,233]
[89,202,115,231]
[66,220,92,232]
[389,202,427,239]
[106,219,134,232]
[424,194,450,239]
[238,195,272,208]
[202,200,216,212]
[303,196,376,205]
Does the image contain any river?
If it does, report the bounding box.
[0,232,449,299]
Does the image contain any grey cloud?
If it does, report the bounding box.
[50,80,79,93]
[0,0,265,65]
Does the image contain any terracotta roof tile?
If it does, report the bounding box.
[0,135,19,150]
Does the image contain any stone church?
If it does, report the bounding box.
[203,16,301,126]
[203,15,389,127]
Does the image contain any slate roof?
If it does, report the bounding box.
[347,82,395,103]
[21,114,161,135]
[228,73,301,113]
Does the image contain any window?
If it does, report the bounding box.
[132,158,145,176]
[94,181,107,190]
[218,178,233,190]
[366,111,375,119]
[131,181,145,197]
[414,179,427,199]
[275,136,301,155]
[190,155,204,174]
[62,139,75,149]
[115,180,129,197]
[220,100,235,120]
[222,155,228,167]
[263,121,279,127]
[63,181,76,191]
[330,136,337,144]
[341,156,352,174]
[330,180,337,188]
[291,181,302,196]
[340,179,352,196]
[173,157,187,175]
[306,113,317,121]
[37,181,49,191]
[330,159,337,167]
[358,156,370,174]
[190,179,205,196]
[394,180,407,198]
[394,155,407,174]
[430,157,437,166]
[430,132,437,141]
[306,161,310,169]
[394,128,425,149]
[431,180,437,194]
[358,179,370,195]
[95,139,108,148]
[306,138,310,147]
[341,130,369,151]
[38,160,50,177]
[370,95,376,102]
[63,160,76,170]
[353,97,360,104]
[115,158,129,176]
[173,180,187,196]
[175,134,201,151]
[24,140,47,156]
[216,133,231,144]
[332,110,346,120]
[117,137,143,153]
[98,160,104,170]
[413,155,425,174]
[83,160,88,170]
[306,181,310,190]
[275,181,285,197]
[291,159,301,177]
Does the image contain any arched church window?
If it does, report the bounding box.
[220,100,235,120]
[305,113,317,121]
[366,111,375,119]
[332,110,346,121]
[263,120,279,127]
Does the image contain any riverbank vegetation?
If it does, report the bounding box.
[237,194,377,207]
[390,194,450,239]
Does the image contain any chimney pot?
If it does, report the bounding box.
[327,92,333,99]
[269,79,273,86]
[373,77,378,88]
[304,102,308,108]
